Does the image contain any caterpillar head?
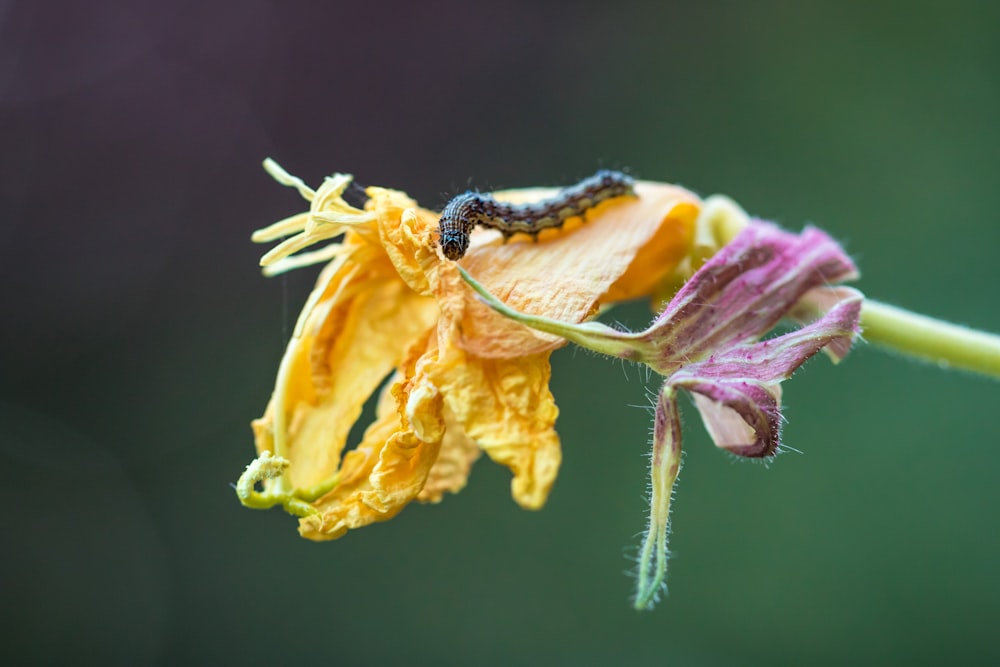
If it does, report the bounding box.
[437,193,479,261]
[439,228,470,261]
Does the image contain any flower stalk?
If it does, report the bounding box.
[861,300,1000,380]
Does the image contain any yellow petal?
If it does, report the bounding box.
[368,187,440,297]
[298,340,446,539]
[426,322,561,509]
[252,254,438,491]
[415,403,482,503]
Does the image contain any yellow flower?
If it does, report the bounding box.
[237,160,702,540]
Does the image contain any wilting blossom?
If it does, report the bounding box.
[460,221,863,608]
[237,160,704,540]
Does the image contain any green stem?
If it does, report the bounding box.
[861,300,1000,380]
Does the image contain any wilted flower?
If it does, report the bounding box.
[237,160,702,540]
[460,221,864,608]
[238,158,1000,610]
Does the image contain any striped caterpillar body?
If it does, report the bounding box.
[437,170,636,261]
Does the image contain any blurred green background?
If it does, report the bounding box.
[2,1,998,665]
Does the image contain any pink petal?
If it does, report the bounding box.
[643,223,859,372]
[682,380,781,457]
[672,291,862,457]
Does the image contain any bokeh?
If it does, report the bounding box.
[2,1,998,665]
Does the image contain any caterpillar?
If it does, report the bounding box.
[437,170,636,260]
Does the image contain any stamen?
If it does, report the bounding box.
[252,161,377,268]
[263,158,316,200]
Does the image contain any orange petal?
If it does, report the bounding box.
[442,182,700,359]
[602,189,698,303]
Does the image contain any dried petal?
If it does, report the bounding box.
[636,224,860,373]
[298,335,445,540]
[425,329,562,509]
[253,267,439,493]
[686,381,783,457]
[450,182,699,358]
[416,404,482,503]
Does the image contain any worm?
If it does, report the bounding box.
[437,170,636,260]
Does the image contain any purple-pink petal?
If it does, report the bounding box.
[667,291,862,457]
[643,223,859,372]
[650,224,864,459]
[680,379,781,457]
[674,292,863,385]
